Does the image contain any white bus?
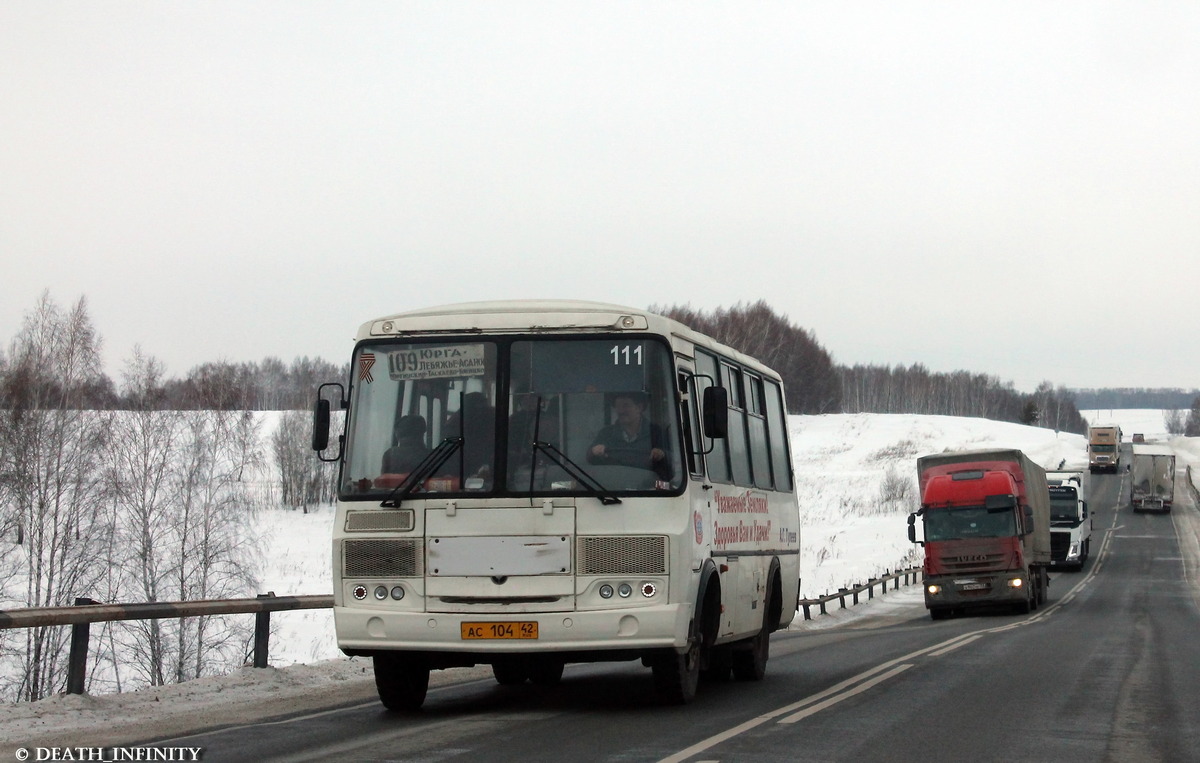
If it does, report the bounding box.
[312,300,800,710]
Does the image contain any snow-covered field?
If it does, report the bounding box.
[3,409,1196,750]
[254,409,1110,668]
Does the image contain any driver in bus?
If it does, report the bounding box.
[587,391,673,482]
[381,415,428,475]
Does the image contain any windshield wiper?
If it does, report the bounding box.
[531,440,621,506]
[381,437,463,508]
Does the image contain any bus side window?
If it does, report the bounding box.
[723,363,752,487]
[695,350,731,483]
[747,374,772,489]
[764,379,793,491]
[679,371,703,478]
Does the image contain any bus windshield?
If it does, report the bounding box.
[339,336,684,500]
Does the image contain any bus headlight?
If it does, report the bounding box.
[926,584,942,595]
[599,584,614,599]
[390,586,405,601]
[352,585,368,601]
[373,585,388,600]
[618,584,633,598]
[640,582,657,598]
[1008,578,1024,588]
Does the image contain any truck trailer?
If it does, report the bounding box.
[1088,425,1122,474]
[1045,471,1091,570]
[909,449,1051,619]
[1130,444,1175,512]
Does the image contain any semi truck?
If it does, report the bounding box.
[908,448,1051,619]
[1130,444,1175,512]
[1088,425,1122,474]
[1045,471,1091,570]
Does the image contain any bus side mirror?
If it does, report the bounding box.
[313,397,331,452]
[907,513,918,544]
[702,386,728,439]
[313,381,346,459]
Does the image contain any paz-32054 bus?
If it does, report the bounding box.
[312,300,800,709]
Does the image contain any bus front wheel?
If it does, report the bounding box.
[652,641,701,704]
[373,653,430,712]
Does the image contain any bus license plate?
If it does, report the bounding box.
[461,622,538,640]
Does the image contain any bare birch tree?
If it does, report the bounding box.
[273,409,337,512]
[0,292,112,700]
[105,348,183,687]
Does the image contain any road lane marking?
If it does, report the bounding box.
[926,634,981,657]
[662,476,1130,762]
[777,664,913,724]
[658,631,981,763]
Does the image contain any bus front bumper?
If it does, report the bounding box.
[335,602,692,655]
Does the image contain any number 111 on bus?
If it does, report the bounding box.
[611,344,642,365]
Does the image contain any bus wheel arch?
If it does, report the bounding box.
[731,559,781,682]
[652,562,720,703]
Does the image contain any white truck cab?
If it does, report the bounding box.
[1046,471,1091,570]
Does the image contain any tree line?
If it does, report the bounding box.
[654,300,1089,434]
[0,294,345,412]
[1073,387,1200,410]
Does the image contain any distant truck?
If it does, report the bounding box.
[1088,425,1122,474]
[908,449,1051,619]
[1130,444,1175,512]
[1045,471,1091,570]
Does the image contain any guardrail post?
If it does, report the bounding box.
[67,597,97,695]
[253,592,274,669]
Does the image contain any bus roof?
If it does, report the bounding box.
[355,300,782,380]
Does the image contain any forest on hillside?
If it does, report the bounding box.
[4,292,1167,435]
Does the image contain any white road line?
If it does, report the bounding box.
[926,634,981,657]
[778,664,913,724]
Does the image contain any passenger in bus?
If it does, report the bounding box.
[444,392,495,483]
[382,415,428,475]
[587,392,673,482]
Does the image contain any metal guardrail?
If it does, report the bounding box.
[0,593,334,695]
[798,567,922,621]
[2,566,924,697]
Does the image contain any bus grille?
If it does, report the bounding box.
[344,510,414,532]
[577,536,667,575]
[343,539,423,577]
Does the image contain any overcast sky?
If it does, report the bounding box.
[2,2,1197,392]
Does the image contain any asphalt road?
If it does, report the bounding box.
[154,452,1200,762]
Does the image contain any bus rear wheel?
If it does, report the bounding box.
[373,653,430,712]
[732,582,776,681]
